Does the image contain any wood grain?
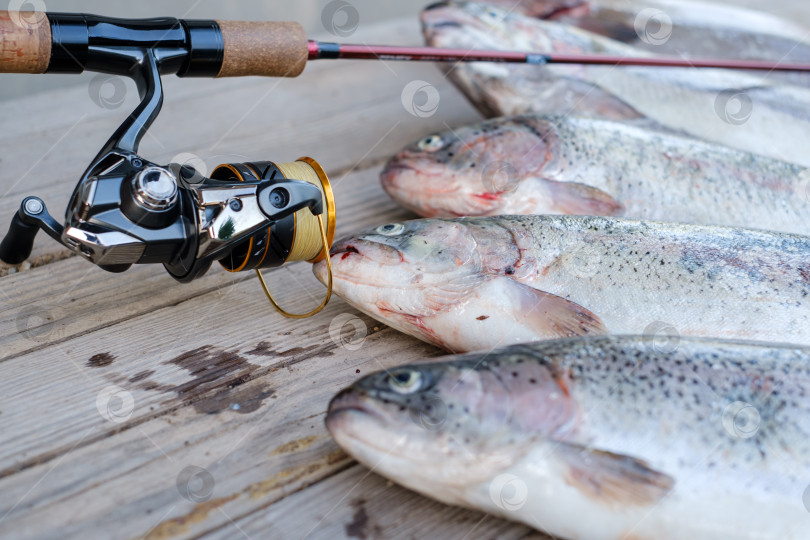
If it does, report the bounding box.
[217,21,308,78]
[0,11,50,74]
[211,465,537,540]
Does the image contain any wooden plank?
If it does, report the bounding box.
[0,16,481,269]
[206,464,543,540]
[0,304,442,538]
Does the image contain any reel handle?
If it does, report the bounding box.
[0,210,38,265]
[0,197,62,265]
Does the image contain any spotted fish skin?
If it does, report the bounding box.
[326,335,810,539]
[473,0,589,19]
[421,2,810,166]
[313,215,810,352]
[381,114,810,235]
[549,0,810,86]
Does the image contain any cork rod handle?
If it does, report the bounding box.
[0,11,50,73]
[216,20,308,77]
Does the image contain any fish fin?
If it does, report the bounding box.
[546,180,624,216]
[554,442,675,507]
[507,279,607,338]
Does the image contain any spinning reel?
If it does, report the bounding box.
[0,12,335,317]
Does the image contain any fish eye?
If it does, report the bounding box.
[417,134,444,152]
[388,369,422,394]
[376,223,405,236]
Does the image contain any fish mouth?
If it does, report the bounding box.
[326,388,387,435]
[329,236,406,267]
[381,159,460,196]
[314,241,364,285]
[380,161,418,189]
[330,243,363,261]
[330,236,374,261]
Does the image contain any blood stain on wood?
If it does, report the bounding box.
[245,341,332,359]
[128,370,154,383]
[345,498,382,540]
[193,381,275,415]
[246,340,274,356]
[108,346,276,415]
[345,501,369,539]
[163,346,275,415]
[86,352,115,367]
[279,345,322,357]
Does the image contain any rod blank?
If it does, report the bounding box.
[309,41,810,72]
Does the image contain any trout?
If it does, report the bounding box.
[313,216,810,352]
[380,114,810,235]
[421,2,810,166]
[491,0,810,86]
[327,335,810,539]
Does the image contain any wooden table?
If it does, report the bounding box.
[0,15,552,540]
[2,3,809,537]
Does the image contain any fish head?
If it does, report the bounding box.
[314,219,480,317]
[381,117,554,217]
[322,218,480,277]
[452,0,590,19]
[522,0,590,19]
[326,351,579,498]
[313,219,498,347]
[421,2,555,51]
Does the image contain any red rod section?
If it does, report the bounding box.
[308,41,810,72]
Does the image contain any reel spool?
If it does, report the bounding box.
[211,157,336,318]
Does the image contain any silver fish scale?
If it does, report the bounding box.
[489,215,810,342]
[450,336,810,493]
[547,116,810,233]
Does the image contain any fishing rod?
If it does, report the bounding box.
[1,12,807,319]
[308,42,810,72]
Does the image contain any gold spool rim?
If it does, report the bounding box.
[296,156,336,263]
